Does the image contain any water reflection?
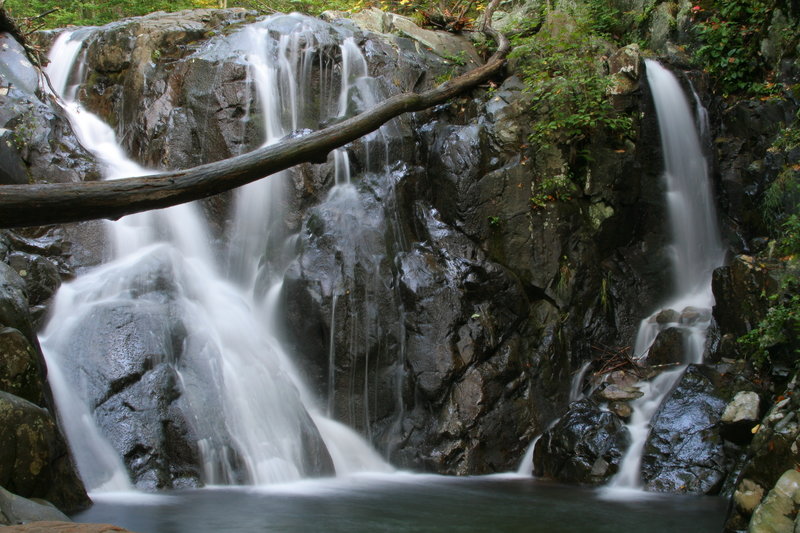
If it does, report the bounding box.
[76,475,726,533]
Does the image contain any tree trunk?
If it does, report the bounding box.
[0,18,509,229]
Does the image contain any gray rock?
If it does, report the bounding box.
[0,486,70,526]
[641,365,728,494]
[647,327,687,367]
[534,399,630,485]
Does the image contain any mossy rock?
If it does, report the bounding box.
[0,391,89,514]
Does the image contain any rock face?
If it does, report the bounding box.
[0,391,88,513]
[640,365,728,494]
[1,1,757,495]
[533,399,631,485]
[0,262,88,513]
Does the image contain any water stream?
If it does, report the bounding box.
[40,17,392,493]
[607,60,727,490]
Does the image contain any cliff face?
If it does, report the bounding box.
[0,0,797,519]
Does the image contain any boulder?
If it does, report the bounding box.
[0,486,70,526]
[641,365,728,494]
[534,399,630,485]
[749,469,800,533]
[0,391,90,513]
[721,391,761,444]
[647,327,686,367]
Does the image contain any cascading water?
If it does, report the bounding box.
[40,15,391,493]
[608,60,727,490]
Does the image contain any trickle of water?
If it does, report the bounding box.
[608,60,726,491]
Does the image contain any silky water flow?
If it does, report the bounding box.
[39,16,391,493]
[607,60,727,491]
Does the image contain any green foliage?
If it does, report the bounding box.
[530,173,576,208]
[739,121,800,370]
[2,0,354,28]
[692,0,778,96]
[510,7,633,150]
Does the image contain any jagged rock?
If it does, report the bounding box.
[608,43,643,96]
[0,33,101,187]
[647,327,687,367]
[5,252,60,307]
[712,255,779,338]
[721,391,762,445]
[0,262,36,343]
[641,365,728,494]
[534,399,630,485]
[0,486,70,526]
[749,469,800,533]
[0,391,90,513]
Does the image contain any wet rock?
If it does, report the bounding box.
[680,306,711,326]
[641,365,728,494]
[655,308,680,324]
[647,327,686,367]
[0,262,36,343]
[712,255,779,338]
[0,34,101,187]
[534,399,630,485]
[0,391,90,513]
[5,252,61,307]
[0,486,70,526]
[594,383,644,402]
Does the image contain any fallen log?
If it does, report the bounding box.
[0,2,508,228]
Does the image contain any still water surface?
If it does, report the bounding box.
[75,474,727,532]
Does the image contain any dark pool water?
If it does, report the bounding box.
[74,473,728,533]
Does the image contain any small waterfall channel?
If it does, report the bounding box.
[40,15,392,493]
[607,60,727,491]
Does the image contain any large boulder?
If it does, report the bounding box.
[533,399,630,485]
[0,486,70,526]
[0,392,89,513]
[641,365,728,494]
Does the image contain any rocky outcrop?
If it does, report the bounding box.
[533,399,630,485]
[640,365,728,494]
[0,391,88,513]
[0,262,88,513]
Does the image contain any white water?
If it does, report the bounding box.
[40,18,392,493]
[608,61,726,490]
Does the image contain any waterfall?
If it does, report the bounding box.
[608,60,726,490]
[39,16,392,493]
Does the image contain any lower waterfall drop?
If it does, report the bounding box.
[607,60,726,491]
[38,16,392,493]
